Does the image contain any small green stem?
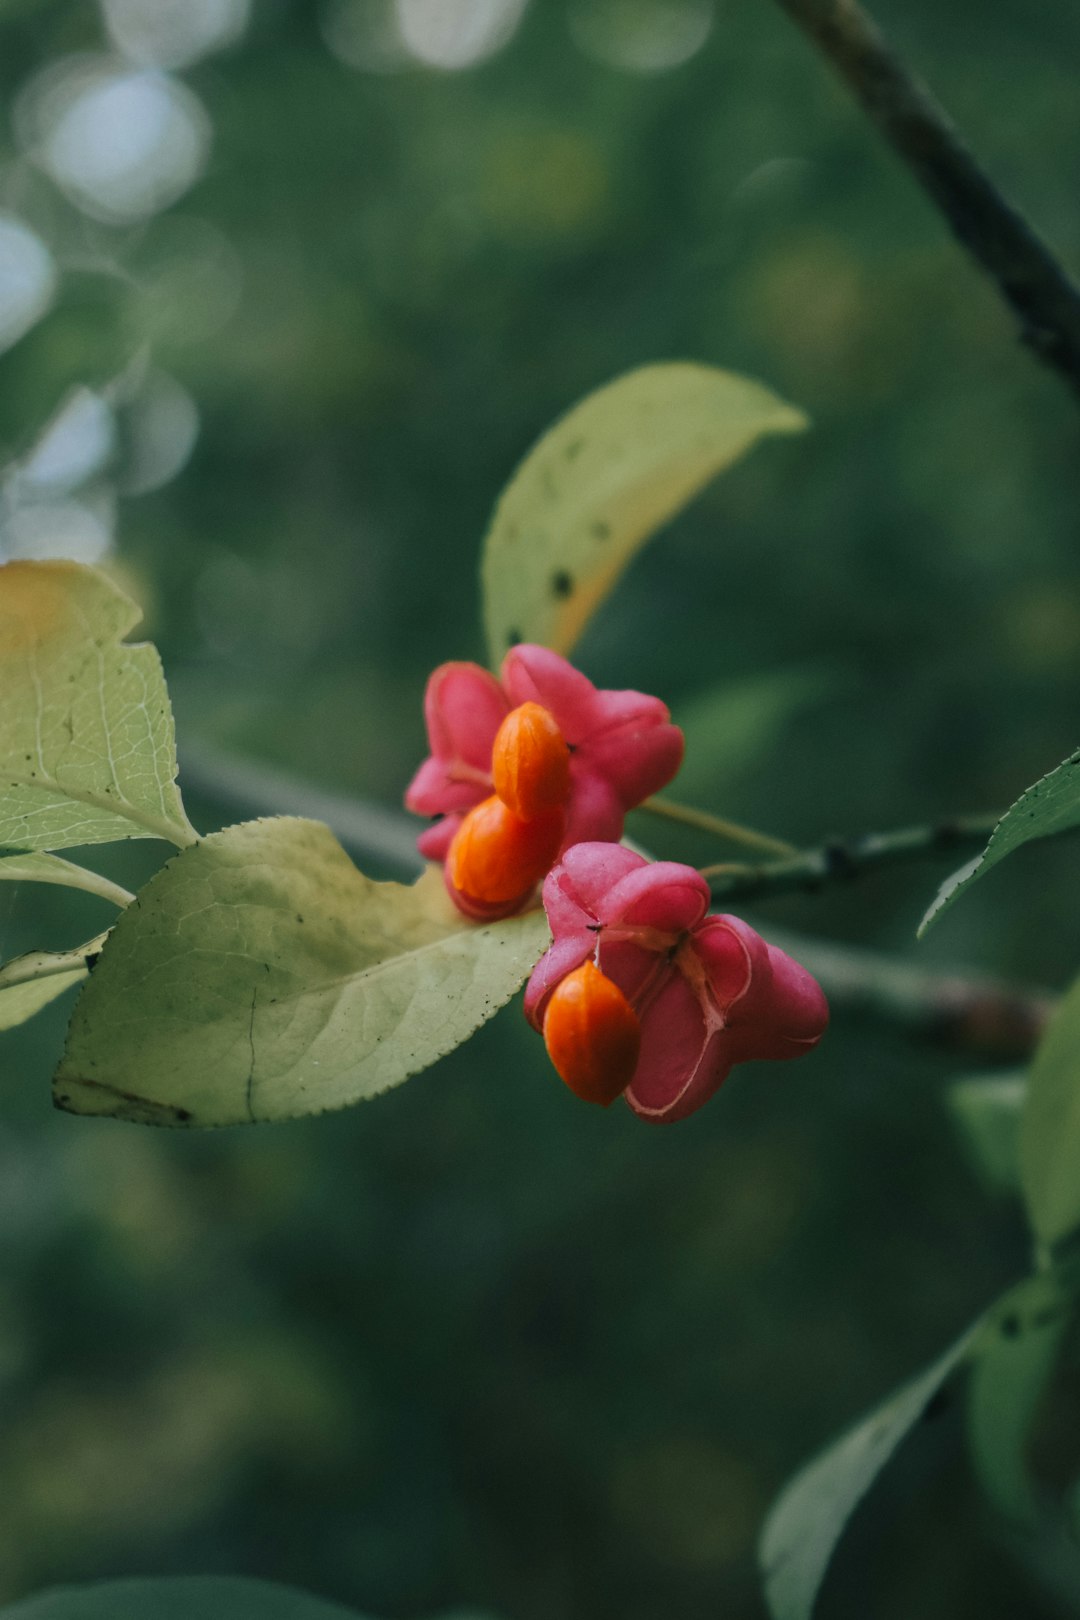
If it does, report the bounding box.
[638,795,798,858]
[702,813,1000,902]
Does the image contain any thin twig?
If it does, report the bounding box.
[772,0,1080,396]
[703,813,999,902]
[639,795,798,857]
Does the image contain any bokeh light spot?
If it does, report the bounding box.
[101,0,251,71]
[569,0,713,73]
[0,214,58,355]
[394,0,528,70]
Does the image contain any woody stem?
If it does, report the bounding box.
[771,0,1080,397]
[699,812,1000,901]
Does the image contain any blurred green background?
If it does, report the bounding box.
[1,1,1080,1616]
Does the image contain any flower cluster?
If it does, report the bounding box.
[407,645,827,1121]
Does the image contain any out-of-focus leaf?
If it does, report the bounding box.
[759,1315,986,1620]
[919,746,1080,936]
[670,666,838,801]
[0,850,132,907]
[947,1070,1026,1195]
[54,817,550,1127]
[1021,972,1080,1247]
[481,363,807,664]
[967,1272,1071,1524]
[0,934,107,1032]
[0,1575,363,1619]
[0,560,197,852]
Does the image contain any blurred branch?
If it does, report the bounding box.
[179,741,424,875]
[701,813,999,902]
[772,0,1080,397]
[180,741,1051,1058]
[763,923,1054,1061]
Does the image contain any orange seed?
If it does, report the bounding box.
[492,702,571,821]
[447,794,564,908]
[542,960,641,1107]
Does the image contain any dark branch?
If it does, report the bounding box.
[772,0,1080,396]
[703,813,998,903]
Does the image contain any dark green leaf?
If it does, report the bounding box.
[919,747,1080,936]
[1021,973,1080,1247]
[967,1272,1070,1523]
[947,1070,1026,1195]
[760,1318,985,1620]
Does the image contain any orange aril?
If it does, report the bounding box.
[492,702,571,821]
[542,960,641,1107]
[447,794,564,909]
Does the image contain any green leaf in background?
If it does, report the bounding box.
[669,666,838,803]
[0,851,133,908]
[967,1272,1070,1524]
[0,934,108,1033]
[1021,972,1080,1248]
[759,1317,985,1620]
[946,1070,1027,1196]
[0,1575,363,1619]
[918,745,1080,936]
[54,817,551,1127]
[0,561,197,853]
[480,363,807,664]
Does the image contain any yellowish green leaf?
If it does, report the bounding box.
[54,817,550,1127]
[0,560,197,852]
[481,362,807,663]
[0,933,108,1032]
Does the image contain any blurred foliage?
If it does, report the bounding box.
[2,1,1080,1618]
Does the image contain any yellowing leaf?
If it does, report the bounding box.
[0,561,197,852]
[0,933,108,1032]
[54,817,551,1127]
[481,362,807,663]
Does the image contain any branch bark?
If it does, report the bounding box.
[702,813,999,903]
[772,0,1080,396]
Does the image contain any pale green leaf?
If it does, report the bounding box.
[0,933,107,1032]
[919,746,1080,936]
[947,1070,1026,1195]
[0,851,133,907]
[481,362,807,663]
[54,817,551,1127]
[0,560,197,852]
[760,1317,985,1620]
[967,1272,1070,1524]
[0,1576,362,1619]
[1021,972,1080,1247]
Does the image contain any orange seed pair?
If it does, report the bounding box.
[448,702,572,910]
